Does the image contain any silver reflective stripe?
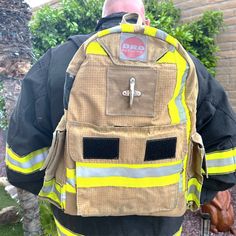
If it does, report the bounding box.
[175,66,189,122]
[6,150,48,169]
[188,185,200,198]
[179,173,183,192]
[206,156,236,167]
[67,178,76,187]
[76,164,182,178]
[41,184,61,202]
[156,29,167,41]
[109,25,121,33]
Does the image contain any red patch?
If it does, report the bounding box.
[121,37,145,59]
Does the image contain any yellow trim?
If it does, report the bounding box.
[187,193,200,207]
[97,29,110,37]
[206,148,236,160]
[182,155,188,192]
[173,226,182,236]
[6,159,45,174]
[144,26,157,37]
[66,183,76,194]
[166,34,178,48]
[182,86,191,142]
[40,191,61,206]
[158,49,188,125]
[188,178,202,193]
[39,179,66,209]
[6,146,48,163]
[207,164,236,175]
[121,24,135,33]
[76,160,182,169]
[86,41,107,56]
[66,168,76,179]
[158,51,175,64]
[76,174,180,188]
[54,217,83,236]
[187,178,202,208]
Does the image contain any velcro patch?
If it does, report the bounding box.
[83,137,119,160]
[144,137,177,161]
[120,33,147,62]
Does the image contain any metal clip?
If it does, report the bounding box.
[122,77,141,107]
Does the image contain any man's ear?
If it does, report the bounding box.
[145,18,150,26]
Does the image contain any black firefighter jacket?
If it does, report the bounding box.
[6,14,236,236]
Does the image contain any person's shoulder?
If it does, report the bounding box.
[52,33,94,54]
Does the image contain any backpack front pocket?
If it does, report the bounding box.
[67,122,187,216]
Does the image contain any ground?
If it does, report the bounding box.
[0,186,23,235]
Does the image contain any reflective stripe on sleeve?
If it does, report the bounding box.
[5,145,49,174]
[54,217,83,236]
[173,226,182,236]
[206,148,236,174]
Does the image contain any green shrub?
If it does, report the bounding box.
[30,0,103,58]
[30,0,223,75]
[40,201,57,236]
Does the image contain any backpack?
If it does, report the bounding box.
[39,13,205,217]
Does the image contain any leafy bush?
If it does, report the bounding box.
[30,0,223,75]
[30,0,103,58]
[40,201,57,236]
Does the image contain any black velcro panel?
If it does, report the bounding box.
[144,137,177,161]
[83,138,119,159]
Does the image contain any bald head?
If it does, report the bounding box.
[102,0,146,22]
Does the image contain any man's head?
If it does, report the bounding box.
[102,0,149,25]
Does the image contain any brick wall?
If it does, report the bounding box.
[173,0,236,110]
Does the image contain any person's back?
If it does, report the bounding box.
[6,1,236,235]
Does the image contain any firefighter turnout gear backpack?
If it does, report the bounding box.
[39,13,206,217]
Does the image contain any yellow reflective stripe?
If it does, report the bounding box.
[121,24,135,33]
[173,226,182,236]
[187,178,202,208]
[39,179,66,209]
[158,50,188,124]
[188,178,202,193]
[6,145,48,163]
[66,168,76,193]
[97,29,110,37]
[76,160,182,169]
[77,173,180,188]
[207,165,236,175]
[144,26,157,37]
[66,168,76,179]
[206,148,236,160]
[166,34,178,48]
[6,158,45,174]
[182,155,188,192]
[66,183,76,194]
[206,148,236,174]
[54,217,83,236]
[86,41,107,56]
[182,86,191,142]
[158,51,175,64]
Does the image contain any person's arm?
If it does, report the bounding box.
[6,49,53,195]
[190,54,236,203]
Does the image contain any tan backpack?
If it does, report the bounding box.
[39,13,205,217]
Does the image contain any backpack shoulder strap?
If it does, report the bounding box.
[68,33,94,48]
